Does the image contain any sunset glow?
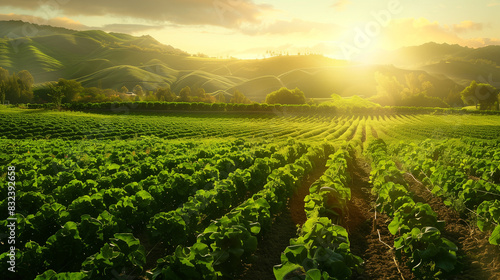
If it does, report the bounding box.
[1,0,500,59]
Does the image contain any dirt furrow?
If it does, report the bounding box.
[346,157,412,280]
[238,164,328,280]
[403,173,500,280]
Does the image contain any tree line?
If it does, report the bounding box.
[0,67,254,107]
[0,67,34,104]
[371,72,500,109]
[2,67,499,110]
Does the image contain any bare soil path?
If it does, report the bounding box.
[238,164,328,280]
[346,157,413,280]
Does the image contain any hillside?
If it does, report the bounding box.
[372,42,500,87]
[4,20,500,103]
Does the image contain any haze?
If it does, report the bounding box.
[1,0,499,60]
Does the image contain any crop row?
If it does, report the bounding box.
[150,143,332,279]
[368,139,459,279]
[148,142,311,250]
[274,148,363,280]
[0,137,313,279]
[0,109,354,141]
[393,139,500,245]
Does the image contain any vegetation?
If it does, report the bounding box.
[2,21,491,106]
[1,107,500,279]
[265,87,306,104]
[2,19,500,280]
[0,67,34,104]
[460,80,499,110]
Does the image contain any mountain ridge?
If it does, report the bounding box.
[2,20,499,103]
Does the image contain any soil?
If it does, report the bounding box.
[238,164,329,280]
[403,173,500,280]
[222,155,500,280]
[346,157,413,280]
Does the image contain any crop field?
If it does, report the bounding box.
[1,108,500,280]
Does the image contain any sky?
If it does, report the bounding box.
[1,0,500,60]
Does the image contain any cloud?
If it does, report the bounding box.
[464,37,500,48]
[453,20,484,33]
[49,17,88,30]
[0,13,167,35]
[241,18,338,36]
[0,13,89,30]
[0,0,275,29]
[379,17,500,49]
[101,24,165,33]
[332,0,351,11]
[488,1,500,7]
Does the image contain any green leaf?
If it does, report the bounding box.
[388,216,401,235]
[249,222,261,235]
[243,235,258,253]
[212,250,230,266]
[34,270,87,280]
[228,247,245,257]
[441,238,458,252]
[34,270,57,280]
[273,263,303,280]
[111,233,142,255]
[305,269,323,280]
[434,251,457,272]
[101,243,114,259]
[283,245,308,264]
[489,225,500,245]
[191,242,210,256]
[107,163,121,171]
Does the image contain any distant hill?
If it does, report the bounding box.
[4,20,500,104]
[0,20,74,38]
[370,42,500,96]
[373,42,471,67]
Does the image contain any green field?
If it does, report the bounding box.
[1,108,500,280]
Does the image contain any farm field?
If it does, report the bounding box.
[1,108,500,280]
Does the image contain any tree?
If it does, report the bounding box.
[155,86,176,102]
[6,73,21,103]
[0,69,34,103]
[57,79,84,103]
[179,86,192,102]
[80,87,106,103]
[399,93,448,108]
[16,70,34,103]
[120,86,129,93]
[373,72,404,106]
[48,84,65,110]
[133,85,144,97]
[0,67,8,104]
[192,88,209,102]
[0,80,6,104]
[265,87,306,104]
[461,80,499,110]
[0,67,8,81]
[216,92,226,103]
[402,72,433,98]
[230,90,252,104]
[33,82,56,103]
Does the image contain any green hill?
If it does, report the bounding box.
[76,65,172,90]
[0,20,74,38]
[3,20,500,104]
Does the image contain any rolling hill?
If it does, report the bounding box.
[2,20,500,103]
